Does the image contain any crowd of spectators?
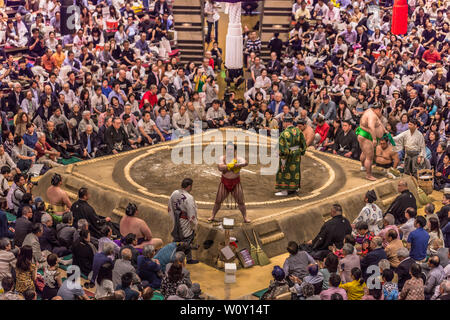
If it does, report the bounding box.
[264,186,450,300]
[0,0,449,301]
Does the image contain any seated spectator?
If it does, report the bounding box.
[261,266,290,300]
[116,272,140,300]
[13,205,33,247]
[424,255,445,300]
[95,262,115,300]
[282,241,315,280]
[320,273,348,300]
[0,276,24,300]
[34,132,62,168]
[0,238,16,283]
[339,267,366,300]
[71,187,113,240]
[399,263,425,300]
[98,225,120,258]
[396,247,414,291]
[72,229,97,278]
[307,204,352,260]
[42,254,62,300]
[382,269,399,300]
[56,268,90,300]
[14,245,36,295]
[378,214,400,247]
[112,248,140,289]
[56,212,78,249]
[164,251,192,288]
[360,237,387,281]
[385,229,403,269]
[22,222,47,267]
[407,216,429,262]
[338,243,360,284]
[353,190,383,235]
[137,244,162,289]
[160,263,190,299]
[385,180,417,225]
[91,242,115,285]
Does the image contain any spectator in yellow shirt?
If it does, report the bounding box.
[339,267,366,300]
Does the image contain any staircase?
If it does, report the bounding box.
[260,0,293,63]
[172,0,205,65]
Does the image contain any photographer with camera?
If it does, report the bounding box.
[206,100,227,129]
[8,173,34,215]
[245,104,264,132]
[244,83,267,107]
[228,99,249,129]
[204,76,219,111]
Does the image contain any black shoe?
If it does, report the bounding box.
[186,259,199,264]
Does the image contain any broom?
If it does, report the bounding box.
[253,230,270,266]
[243,229,258,265]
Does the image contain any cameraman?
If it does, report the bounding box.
[9,173,33,215]
[206,100,227,128]
[204,76,219,111]
[228,99,249,129]
[245,104,264,132]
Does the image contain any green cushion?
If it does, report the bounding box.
[252,288,268,299]
[58,157,82,165]
[6,212,16,222]
[50,213,63,223]
[151,291,164,300]
[62,254,73,261]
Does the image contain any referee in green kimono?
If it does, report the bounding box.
[275,113,307,196]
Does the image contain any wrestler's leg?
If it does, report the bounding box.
[231,183,251,223]
[209,183,229,221]
[358,136,376,181]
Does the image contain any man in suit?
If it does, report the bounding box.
[396,247,415,291]
[13,205,33,248]
[385,180,417,225]
[22,222,47,265]
[268,92,286,116]
[39,213,70,257]
[45,73,62,95]
[266,52,282,75]
[6,83,25,115]
[307,204,352,260]
[404,89,422,111]
[360,237,387,281]
[431,142,446,171]
[79,125,101,159]
[153,0,171,17]
[146,64,160,88]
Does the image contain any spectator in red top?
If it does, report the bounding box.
[139,85,158,109]
[422,43,441,66]
[34,132,62,168]
[314,115,330,149]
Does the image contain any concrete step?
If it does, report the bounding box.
[177,31,203,42]
[264,0,294,8]
[174,0,201,6]
[173,14,202,23]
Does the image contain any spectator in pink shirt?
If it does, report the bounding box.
[378,214,400,248]
[320,273,348,300]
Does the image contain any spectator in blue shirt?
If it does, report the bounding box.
[22,124,38,149]
[137,244,162,289]
[407,216,429,262]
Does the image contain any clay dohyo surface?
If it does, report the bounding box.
[129,147,330,203]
